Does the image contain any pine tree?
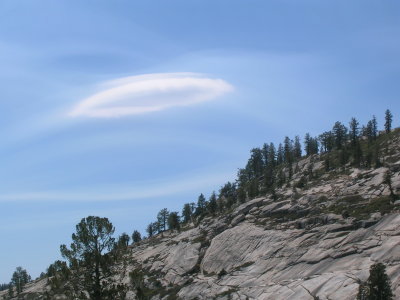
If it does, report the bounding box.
[247,178,259,198]
[8,284,14,298]
[268,143,276,168]
[339,148,349,166]
[263,166,275,192]
[117,233,130,248]
[60,216,125,300]
[277,143,284,164]
[262,143,270,168]
[277,169,286,187]
[157,208,169,232]
[236,187,246,204]
[247,148,264,179]
[47,260,68,277]
[372,115,378,139]
[208,192,218,215]
[132,230,142,243]
[385,109,393,133]
[358,263,394,300]
[332,121,348,150]
[154,221,161,234]
[146,223,154,237]
[182,203,193,223]
[294,135,302,159]
[310,137,319,155]
[304,133,311,156]
[319,131,333,153]
[11,267,31,294]
[219,182,237,207]
[349,117,359,144]
[167,212,180,231]
[365,120,374,143]
[237,168,249,192]
[195,194,207,216]
[0,283,10,292]
[283,136,293,164]
[349,117,362,166]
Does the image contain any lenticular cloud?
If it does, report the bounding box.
[69,73,234,118]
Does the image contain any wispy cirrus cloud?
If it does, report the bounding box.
[68,72,234,118]
[0,170,235,203]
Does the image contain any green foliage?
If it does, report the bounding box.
[304,133,319,156]
[357,263,393,300]
[326,196,393,220]
[59,216,125,300]
[294,135,302,159]
[167,212,180,231]
[130,269,152,300]
[132,230,142,243]
[195,194,207,217]
[5,110,400,300]
[268,142,276,168]
[319,131,334,153]
[117,232,130,248]
[157,208,169,232]
[47,260,68,277]
[129,269,182,300]
[182,203,194,223]
[247,147,264,178]
[332,121,348,150]
[367,263,393,300]
[219,182,237,208]
[207,192,218,215]
[146,222,157,237]
[47,261,70,295]
[383,170,397,201]
[283,136,293,164]
[236,187,246,204]
[349,117,360,143]
[11,266,31,294]
[277,143,283,164]
[144,110,398,250]
[8,284,14,298]
[385,109,393,134]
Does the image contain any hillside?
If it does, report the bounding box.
[2,128,400,300]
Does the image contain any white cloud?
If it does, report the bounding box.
[68,72,234,118]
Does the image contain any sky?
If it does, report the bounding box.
[0,0,399,282]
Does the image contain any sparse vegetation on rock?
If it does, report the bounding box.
[2,110,400,300]
[357,262,393,300]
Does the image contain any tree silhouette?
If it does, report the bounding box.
[11,266,31,294]
[132,230,142,243]
[60,216,125,300]
[385,109,393,133]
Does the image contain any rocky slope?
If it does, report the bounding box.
[3,130,400,300]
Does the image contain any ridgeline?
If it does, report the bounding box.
[2,110,400,300]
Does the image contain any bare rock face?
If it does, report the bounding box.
[4,130,400,300]
[162,241,201,284]
[177,214,400,300]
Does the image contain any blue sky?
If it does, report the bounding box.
[0,1,399,282]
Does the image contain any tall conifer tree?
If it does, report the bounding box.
[385,109,393,133]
